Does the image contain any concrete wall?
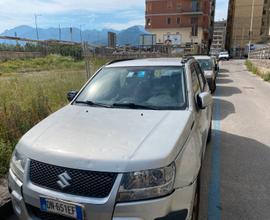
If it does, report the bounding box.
[0,51,43,61]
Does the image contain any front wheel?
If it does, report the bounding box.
[211,80,216,94]
[191,175,200,220]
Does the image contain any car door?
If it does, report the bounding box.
[190,63,204,156]
[194,62,212,150]
[190,62,210,155]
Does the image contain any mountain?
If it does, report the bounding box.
[0,25,148,46]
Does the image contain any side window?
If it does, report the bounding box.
[194,62,206,90]
[190,64,200,95]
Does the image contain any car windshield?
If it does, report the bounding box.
[197,59,213,71]
[74,66,187,110]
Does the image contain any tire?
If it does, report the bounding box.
[191,174,200,220]
[211,80,216,94]
[207,121,212,143]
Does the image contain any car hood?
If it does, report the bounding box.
[17,105,193,172]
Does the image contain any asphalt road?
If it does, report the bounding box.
[200,60,270,220]
[7,60,270,220]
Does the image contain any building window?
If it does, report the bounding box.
[177,17,181,25]
[191,17,198,36]
[192,0,199,12]
[147,3,152,12]
[177,1,182,11]
[167,0,173,9]
[146,18,151,27]
[167,17,171,25]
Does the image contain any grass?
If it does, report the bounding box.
[245,60,270,82]
[0,54,85,75]
[0,55,106,177]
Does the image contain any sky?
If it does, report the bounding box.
[0,0,229,33]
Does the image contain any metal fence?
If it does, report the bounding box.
[0,51,43,61]
[249,47,270,59]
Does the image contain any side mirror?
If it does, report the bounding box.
[197,92,212,109]
[67,90,78,102]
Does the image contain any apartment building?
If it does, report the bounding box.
[261,0,270,42]
[145,0,216,53]
[210,20,227,55]
[226,0,265,56]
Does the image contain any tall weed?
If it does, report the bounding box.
[0,55,106,177]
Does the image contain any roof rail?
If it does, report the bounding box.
[181,56,194,64]
[106,58,136,65]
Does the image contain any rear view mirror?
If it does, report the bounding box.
[67,90,78,102]
[198,92,212,109]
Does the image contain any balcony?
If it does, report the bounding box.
[146,8,203,16]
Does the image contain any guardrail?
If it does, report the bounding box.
[249,47,270,59]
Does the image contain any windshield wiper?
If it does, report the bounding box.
[112,103,159,110]
[75,100,112,108]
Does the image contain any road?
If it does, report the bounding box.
[200,60,270,220]
[7,60,270,220]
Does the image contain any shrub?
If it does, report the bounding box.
[245,60,253,72]
[0,139,13,177]
[263,72,270,81]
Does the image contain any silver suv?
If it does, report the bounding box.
[9,58,213,220]
[194,55,217,93]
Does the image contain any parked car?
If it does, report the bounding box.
[9,58,213,220]
[211,56,219,76]
[218,51,230,60]
[194,55,217,93]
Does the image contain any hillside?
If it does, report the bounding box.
[0,25,148,46]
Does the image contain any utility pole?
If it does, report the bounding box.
[80,25,84,44]
[14,32,18,45]
[240,27,245,58]
[34,14,42,40]
[59,24,61,41]
[248,0,255,58]
[234,23,237,57]
[70,26,73,42]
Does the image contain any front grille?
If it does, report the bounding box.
[29,160,117,198]
[27,204,74,220]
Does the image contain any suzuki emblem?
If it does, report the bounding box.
[57,171,72,189]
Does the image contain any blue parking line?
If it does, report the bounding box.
[207,94,221,220]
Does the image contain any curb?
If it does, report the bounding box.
[0,200,13,219]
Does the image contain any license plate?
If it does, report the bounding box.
[40,197,84,220]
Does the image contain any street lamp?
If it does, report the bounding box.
[34,14,42,41]
[248,0,255,58]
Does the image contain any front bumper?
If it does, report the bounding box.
[9,168,196,220]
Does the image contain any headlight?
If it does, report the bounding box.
[10,150,27,182]
[117,163,175,202]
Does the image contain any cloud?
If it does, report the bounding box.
[0,0,229,32]
[215,0,229,21]
[103,19,145,30]
[0,0,145,15]
[0,0,145,32]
